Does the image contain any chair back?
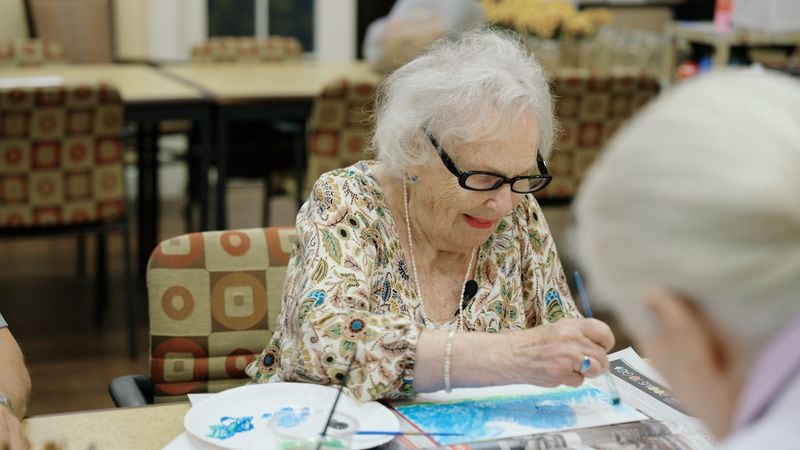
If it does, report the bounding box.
[304,78,378,196]
[147,226,297,403]
[190,36,304,64]
[0,83,125,227]
[0,39,65,67]
[25,0,114,63]
[536,69,660,201]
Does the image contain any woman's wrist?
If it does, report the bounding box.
[412,329,514,392]
[448,331,514,388]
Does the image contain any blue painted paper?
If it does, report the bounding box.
[396,384,638,445]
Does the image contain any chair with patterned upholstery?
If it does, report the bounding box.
[535,68,660,202]
[0,39,65,67]
[24,0,114,63]
[190,36,304,64]
[0,82,136,357]
[304,78,379,196]
[108,226,297,405]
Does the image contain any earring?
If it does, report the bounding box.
[409,174,419,182]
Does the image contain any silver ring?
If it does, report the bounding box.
[579,355,591,375]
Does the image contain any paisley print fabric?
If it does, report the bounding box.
[246,161,578,400]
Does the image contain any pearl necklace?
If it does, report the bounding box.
[403,177,476,331]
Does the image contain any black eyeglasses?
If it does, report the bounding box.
[428,134,552,194]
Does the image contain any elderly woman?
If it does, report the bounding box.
[247,29,614,400]
[574,69,800,448]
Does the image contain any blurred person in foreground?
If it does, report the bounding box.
[247,29,614,400]
[0,312,31,450]
[574,69,800,448]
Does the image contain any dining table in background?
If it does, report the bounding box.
[161,61,382,230]
[0,64,213,274]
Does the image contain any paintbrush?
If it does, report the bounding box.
[357,430,465,436]
[574,271,622,406]
[317,352,357,450]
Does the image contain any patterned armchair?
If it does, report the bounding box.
[304,78,378,196]
[536,69,660,201]
[0,39,65,67]
[0,82,136,356]
[190,36,304,64]
[146,226,297,403]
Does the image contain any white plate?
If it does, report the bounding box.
[184,383,400,450]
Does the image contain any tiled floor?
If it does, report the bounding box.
[0,183,626,417]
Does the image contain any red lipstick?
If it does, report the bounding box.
[464,214,496,229]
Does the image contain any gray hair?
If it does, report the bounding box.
[372,27,555,174]
[574,69,800,346]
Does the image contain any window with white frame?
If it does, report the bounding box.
[207,0,314,52]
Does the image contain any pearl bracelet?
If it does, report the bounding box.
[444,330,455,393]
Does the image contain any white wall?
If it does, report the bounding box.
[0,0,29,40]
[148,0,206,62]
[115,1,149,60]
[314,0,357,62]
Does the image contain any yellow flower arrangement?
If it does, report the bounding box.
[481,0,612,39]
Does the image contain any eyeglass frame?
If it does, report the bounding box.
[427,133,553,194]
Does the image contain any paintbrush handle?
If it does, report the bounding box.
[357,431,464,436]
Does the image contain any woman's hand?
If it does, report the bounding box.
[496,318,615,387]
[0,405,29,450]
[414,318,615,392]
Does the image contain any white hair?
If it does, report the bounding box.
[372,27,555,174]
[574,69,800,346]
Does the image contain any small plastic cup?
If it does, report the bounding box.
[268,408,358,450]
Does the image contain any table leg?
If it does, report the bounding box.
[137,121,159,274]
[215,110,228,230]
[198,106,212,231]
[293,123,306,210]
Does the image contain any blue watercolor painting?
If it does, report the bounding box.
[206,415,254,440]
[396,384,641,445]
[207,405,311,440]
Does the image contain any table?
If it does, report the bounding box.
[163,61,382,229]
[23,401,407,450]
[0,64,213,273]
[24,402,190,450]
[24,402,404,449]
[670,21,800,68]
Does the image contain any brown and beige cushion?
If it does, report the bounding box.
[0,83,125,226]
[0,39,65,67]
[304,78,378,195]
[190,36,304,64]
[537,68,660,201]
[147,226,297,403]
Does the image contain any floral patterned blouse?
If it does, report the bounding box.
[246,161,579,400]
